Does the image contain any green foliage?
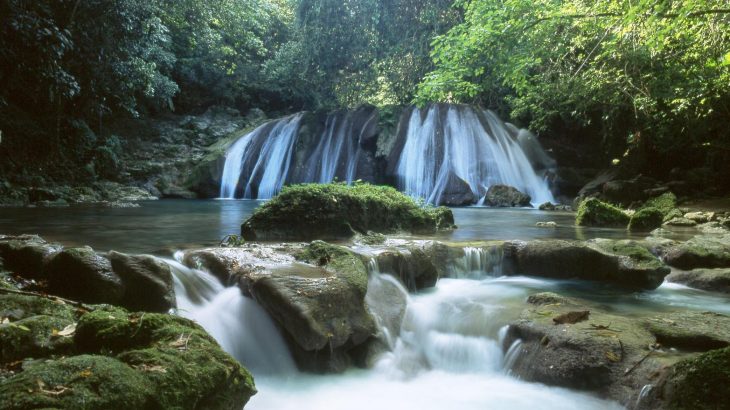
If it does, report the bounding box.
[241,182,456,241]
[576,197,630,227]
[417,0,730,176]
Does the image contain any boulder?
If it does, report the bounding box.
[502,239,670,290]
[664,217,697,227]
[484,184,531,207]
[666,268,730,294]
[108,251,176,312]
[575,197,630,227]
[241,183,455,241]
[373,242,450,291]
[628,207,664,231]
[246,241,377,372]
[644,311,730,351]
[439,174,477,206]
[641,192,679,221]
[636,347,730,410]
[45,247,125,304]
[684,211,715,223]
[0,235,61,279]
[664,235,730,270]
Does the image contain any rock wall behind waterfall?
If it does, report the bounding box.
[208,103,556,205]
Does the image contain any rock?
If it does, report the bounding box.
[628,207,664,231]
[484,184,531,207]
[644,311,730,351]
[575,197,630,227]
[684,211,715,223]
[502,239,670,290]
[374,245,441,291]
[636,347,730,410]
[359,271,409,366]
[536,221,557,228]
[696,221,728,234]
[439,174,477,206]
[664,235,730,270]
[539,202,556,210]
[247,241,377,372]
[45,247,125,304]
[666,268,730,294]
[664,217,697,227]
[108,251,176,312]
[241,183,455,241]
[0,235,61,279]
[503,292,660,402]
[642,192,679,221]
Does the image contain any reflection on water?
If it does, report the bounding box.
[0,200,698,253]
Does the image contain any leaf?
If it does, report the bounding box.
[78,369,93,378]
[135,364,167,373]
[605,351,621,362]
[1,317,9,324]
[55,323,77,338]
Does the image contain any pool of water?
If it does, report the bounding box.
[0,200,691,254]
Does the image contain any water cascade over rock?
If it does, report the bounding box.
[391,105,555,206]
[215,104,556,205]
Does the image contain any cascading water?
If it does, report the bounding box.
[219,114,304,199]
[219,109,376,200]
[396,105,555,206]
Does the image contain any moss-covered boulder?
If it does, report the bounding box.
[664,235,730,270]
[246,241,377,372]
[666,268,730,294]
[628,207,664,231]
[637,347,730,410]
[0,292,256,410]
[240,183,455,241]
[503,239,670,290]
[575,197,630,227]
[45,247,125,304]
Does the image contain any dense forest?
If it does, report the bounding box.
[1,0,729,191]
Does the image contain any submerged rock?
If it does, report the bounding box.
[241,183,455,241]
[666,268,730,294]
[484,184,531,207]
[503,239,670,290]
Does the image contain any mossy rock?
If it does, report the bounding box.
[0,314,75,362]
[241,183,455,241]
[575,197,629,227]
[642,192,679,221]
[629,207,664,231]
[640,347,730,410]
[0,355,156,410]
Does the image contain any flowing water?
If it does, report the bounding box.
[2,200,724,409]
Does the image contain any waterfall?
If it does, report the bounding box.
[219,114,304,199]
[395,105,555,206]
[165,255,297,375]
[449,246,504,279]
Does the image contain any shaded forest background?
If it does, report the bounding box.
[1,0,729,192]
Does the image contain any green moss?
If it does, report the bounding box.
[0,314,75,362]
[0,355,156,410]
[0,294,76,322]
[296,241,368,293]
[241,182,455,241]
[641,192,681,222]
[593,239,664,270]
[575,197,630,227]
[664,347,730,410]
[628,207,664,231]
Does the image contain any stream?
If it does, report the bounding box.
[0,200,723,409]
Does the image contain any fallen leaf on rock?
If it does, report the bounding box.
[1,317,9,324]
[553,310,590,325]
[135,364,167,373]
[54,323,76,338]
[605,351,621,362]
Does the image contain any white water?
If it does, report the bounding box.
[219,114,303,199]
[168,252,621,410]
[396,105,555,205]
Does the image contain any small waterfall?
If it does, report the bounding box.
[165,255,297,375]
[365,259,410,350]
[395,105,555,206]
[449,246,503,279]
[219,114,303,199]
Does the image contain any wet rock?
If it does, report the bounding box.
[666,268,730,294]
[247,241,377,372]
[696,221,728,234]
[536,221,557,228]
[484,184,531,207]
[684,211,715,223]
[664,217,697,227]
[636,347,730,410]
[45,247,125,304]
[641,192,679,222]
[628,207,664,231]
[108,251,176,312]
[644,311,730,351]
[0,235,61,279]
[575,197,630,227]
[439,174,477,206]
[241,183,454,241]
[663,235,730,270]
[373,242,447,291]
[503,239,670,290]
